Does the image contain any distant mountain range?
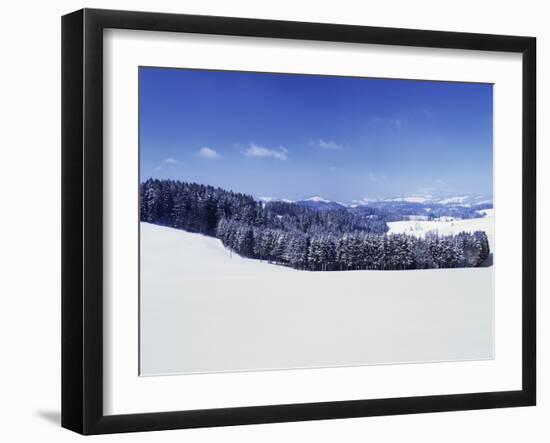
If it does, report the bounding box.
[351,194,493,208]
[258,194,493,210]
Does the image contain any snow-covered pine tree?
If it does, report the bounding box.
[271,231,288,264]
[143,182,160,223]
[473,231,490,266]
[235,225,255,257]
[283,232,309,269]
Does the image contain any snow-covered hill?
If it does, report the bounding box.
[140,222,494,376]
[304,196,330,203]
[258,196,294,204]
[388,209,495,251]
[296,197,346,211]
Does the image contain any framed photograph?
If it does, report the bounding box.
[62,8,536,435]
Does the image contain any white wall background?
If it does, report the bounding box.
[0,0,545,441]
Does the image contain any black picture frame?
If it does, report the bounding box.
[62,8,536,435]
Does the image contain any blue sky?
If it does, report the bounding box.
[140,67,493,202]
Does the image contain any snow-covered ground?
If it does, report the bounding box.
[388,209,495,252]
[140,222,494,376]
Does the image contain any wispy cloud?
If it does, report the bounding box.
[318,139,343,150]
[367,172,386,182]
[371,117,402,129]
[154,165,162,171]
[197,147,220,159]
[435,178,445,185]
[244,144,288,160]
[416,107,435,119]
[163,157,179,164]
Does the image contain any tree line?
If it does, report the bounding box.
[140,179,490,271]
[217,218,489,271]
[140,179,388,236]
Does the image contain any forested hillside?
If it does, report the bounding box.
[140,179,490,271]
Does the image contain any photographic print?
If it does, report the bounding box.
[139,67,494,376]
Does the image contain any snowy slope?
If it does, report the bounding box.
[438,195,470,205]
[304,196,330,203]
[258,196,294,203]
[477,208,494,217]
[140,222,494,376]
[296,197,346,210]
[388,210,495,252]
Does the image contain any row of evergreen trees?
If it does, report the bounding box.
[140,179,490,271]
[140,178,388,236]
[217,218,489,271]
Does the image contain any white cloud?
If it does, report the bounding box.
[163,157,179,164]
[367,172,387,182]
[154,165,162,171]
[197,147,220,159]
[371,117,402,129]
[244,144,288,160]
[318,139,343,150]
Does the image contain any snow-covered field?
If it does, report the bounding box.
[388,209,495,252]
[140,222,494,376]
